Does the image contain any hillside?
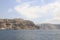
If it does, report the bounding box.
[0,19,40,30]
[1,19,60,30]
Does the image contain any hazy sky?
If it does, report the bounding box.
[0,0,60,24]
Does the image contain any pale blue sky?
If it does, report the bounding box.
[0,0,60,24]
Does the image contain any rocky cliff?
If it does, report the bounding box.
[37,23,60,30]
[0,19,40,30]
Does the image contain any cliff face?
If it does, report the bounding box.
[37,23,60,30]
[0,19,40,30]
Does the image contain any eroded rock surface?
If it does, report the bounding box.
[0,19,40,30]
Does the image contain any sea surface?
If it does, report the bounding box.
[0,30,60,40]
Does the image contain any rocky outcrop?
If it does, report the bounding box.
[0,19,40,30]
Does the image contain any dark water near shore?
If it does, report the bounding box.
[0,30,60,40]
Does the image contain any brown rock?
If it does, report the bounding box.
[0,18,40,30]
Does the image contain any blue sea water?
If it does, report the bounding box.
[0,30,60,40]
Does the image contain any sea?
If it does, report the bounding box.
[0,30,60,40]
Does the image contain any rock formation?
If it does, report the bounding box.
[0,19,40,30]
[37,23,60,30]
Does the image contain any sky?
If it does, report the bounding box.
[0,0,60,24]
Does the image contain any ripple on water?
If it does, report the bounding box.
[0,30,60,40]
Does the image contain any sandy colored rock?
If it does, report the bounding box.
[0,19,40,30]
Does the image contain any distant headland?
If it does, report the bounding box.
[0,18,40,30]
